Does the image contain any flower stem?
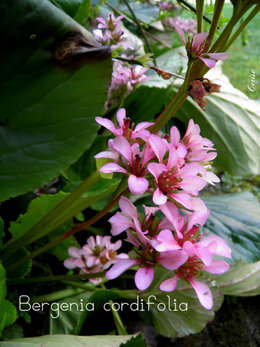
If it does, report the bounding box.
[1,170,100,261]
[196,0,204,33]
[8,272,106,284]
[122,0,156,65]
[101,284,127,335]
[207,0,225,46]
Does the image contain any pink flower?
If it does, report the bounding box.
[93,13,133,50]
[96,108,153,140]
[174,23,229,68]
[64,235,126,284]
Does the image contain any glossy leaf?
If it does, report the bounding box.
[215,260,260,296]
[204,192,260,264]
[0,334,144,347]
[0,0,112,202]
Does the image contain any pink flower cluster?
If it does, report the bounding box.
[93,13,133,51]
[106,60,149,109]
[64,235,127,284]
[95,108,219,212]
[106,196,231,309]
[93,109,231,309]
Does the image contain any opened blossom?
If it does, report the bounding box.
[95,109,219,208]
[93,13,133,50]
[105,196,231,303]
[64,235,127,284]
[174,23,229,68]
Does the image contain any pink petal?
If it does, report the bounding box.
[99,162,127,174]
[191,32,208,52]
[94,151,118,160]
[135,267,154,290]
[159,250,188,270]
[199,235,232,258]
[207,52,229,60]
[169,192,193,211]
[160,202,182,238]
[116,108,126,128]
[153,188,167,205]
[191,197,207,212]
[187,209,210,231]
[170,126,180,147]
[183,241,195,257]
[167,147,178,170]
[68,247,81,258]
[188,278,213,310]
[173,23,186,45]
[155,229,181,252]
[160,274,179,292]
[128,175,149,195]
[147,162,167,182]
[203,259,230,274]
[198,56,216,68]
[134,122,154,132]
[95,117,121,135]
[106,259,137,280]
[149,134,167,162]
[119,196,137,217]
[64,258,76,269]
[112,136,132,163]
[195,245,213,266]
[108,213,134,236]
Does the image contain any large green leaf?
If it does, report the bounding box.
[215,260,260,296]
[0,334,145,347]
[203,192,260,264]
[0,0,112,202]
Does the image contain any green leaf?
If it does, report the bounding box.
[0,334,142,347]
[9,193,68,240]
[0,0,112,202]
[175,89,260,175]
[203,192,260,264]
[119,333,147,347]
[0,217,4,250]
[49,289,119,334]
[215,260,260,296]
[4,248,32,280]
[51,0,83,17]
[0,264,17,335]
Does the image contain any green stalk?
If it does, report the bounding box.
[8,272,106,284]
[225,5,260,50]
[209,0,252,53]
[1,170,100,261]
[122,0,156,65]
[151,60,193,133]
[196,0,204,33]
[207,0,225,46]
